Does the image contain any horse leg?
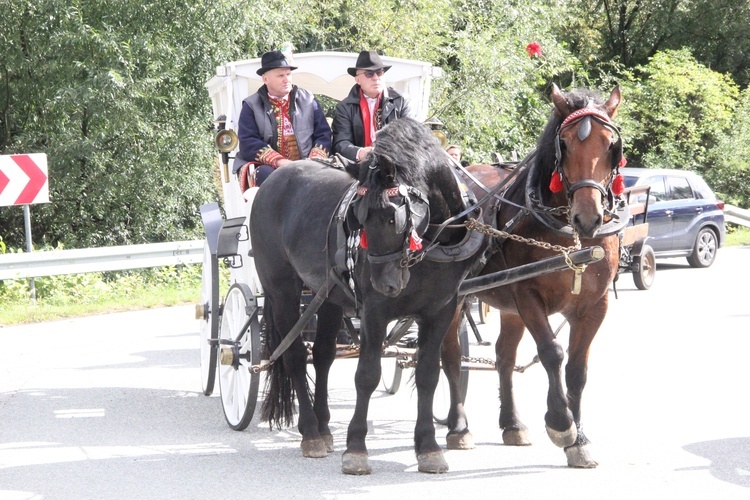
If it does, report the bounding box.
[517,306,576,448]
[310,301,343,453]
[496,312,532,446]
[342,310,387,475]
[562,299,607,468]
[412,310,456,473]
[266,284,328,458]
[442,306,474,450]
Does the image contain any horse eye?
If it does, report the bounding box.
[389,218,395,225]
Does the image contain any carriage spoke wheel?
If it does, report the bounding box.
[633,244,656,291]
[219,283,261,431]
[197,241,220,396]
[433,315,470,425]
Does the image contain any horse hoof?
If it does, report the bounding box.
[446,430,475,450]
[301,438,328,458]
[417,451,449,473]
[546,423,577,448]
[502,428,532,446]
[322,434,334,453]
[565,444,598,468]
[342,451,371,475]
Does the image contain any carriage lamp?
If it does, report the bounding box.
[214,117,238,183]
[424,116,448,148]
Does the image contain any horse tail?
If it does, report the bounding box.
[260,301,297,429]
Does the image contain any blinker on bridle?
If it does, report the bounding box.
[354,183,430,267]
[550,107,626,198]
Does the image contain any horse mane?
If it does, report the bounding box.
[359,117,449,210]
[508,87,610,204]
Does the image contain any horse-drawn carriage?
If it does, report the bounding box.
[196,51,628,474]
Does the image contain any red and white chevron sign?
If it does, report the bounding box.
[0,153,49,206]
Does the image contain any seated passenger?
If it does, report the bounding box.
[234,50,331,187]
[332,50,415,162]
[446,144,470,167]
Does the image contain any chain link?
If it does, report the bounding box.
[464,218,587,275]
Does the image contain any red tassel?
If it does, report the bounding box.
[409,229,422,251]
[618,156,627,167]
[549,172,563,193]
[612,174,625,196]
[359,230,368,249]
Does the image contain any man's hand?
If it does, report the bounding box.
[357,147,374,161]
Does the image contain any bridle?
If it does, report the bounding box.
[524,106,629,238]
[552,107,625,201]
[354,182,431,268]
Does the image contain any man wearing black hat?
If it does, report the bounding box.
[332,50,414,162]
[234,50,331,187]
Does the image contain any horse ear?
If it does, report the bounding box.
[551,83,571,118]
[381,158,397,185]
[605,86,621,119]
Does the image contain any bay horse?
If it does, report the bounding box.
[250,117,485,475]
[450,84,626,468]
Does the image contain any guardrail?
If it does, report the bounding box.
[0,240,204,280]
[725,204,750,229]
[1,203,747,281]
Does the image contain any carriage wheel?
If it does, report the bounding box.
[633,244,656,290]
[433,316,470,425]
[381,317,416,394]
[218,283,261,431]
[197,241,219,396]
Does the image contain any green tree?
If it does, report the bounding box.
[1,1,224,247]
[618,49,738,172]
[703,87,750,207]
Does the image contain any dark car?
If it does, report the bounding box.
[621,167,726,268]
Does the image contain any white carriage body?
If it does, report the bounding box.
[203,52,441,287]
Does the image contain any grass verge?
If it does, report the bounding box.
[0,266,202,327]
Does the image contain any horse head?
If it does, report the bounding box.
[548,84,623,238]
[350,118,438,297]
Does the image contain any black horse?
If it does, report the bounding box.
[250,117,485,475]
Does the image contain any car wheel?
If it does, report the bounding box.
[686,228,718,268]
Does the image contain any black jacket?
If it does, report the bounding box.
[332,85,414,161]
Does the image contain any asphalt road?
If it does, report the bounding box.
[1,246,748,499]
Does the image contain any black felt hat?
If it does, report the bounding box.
[256,50,298,76]
[347,50,392,77]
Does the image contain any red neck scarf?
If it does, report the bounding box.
[359,90,380,146]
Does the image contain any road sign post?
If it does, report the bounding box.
[1,153,50,299]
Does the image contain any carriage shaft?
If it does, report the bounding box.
[458,246,604,296]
